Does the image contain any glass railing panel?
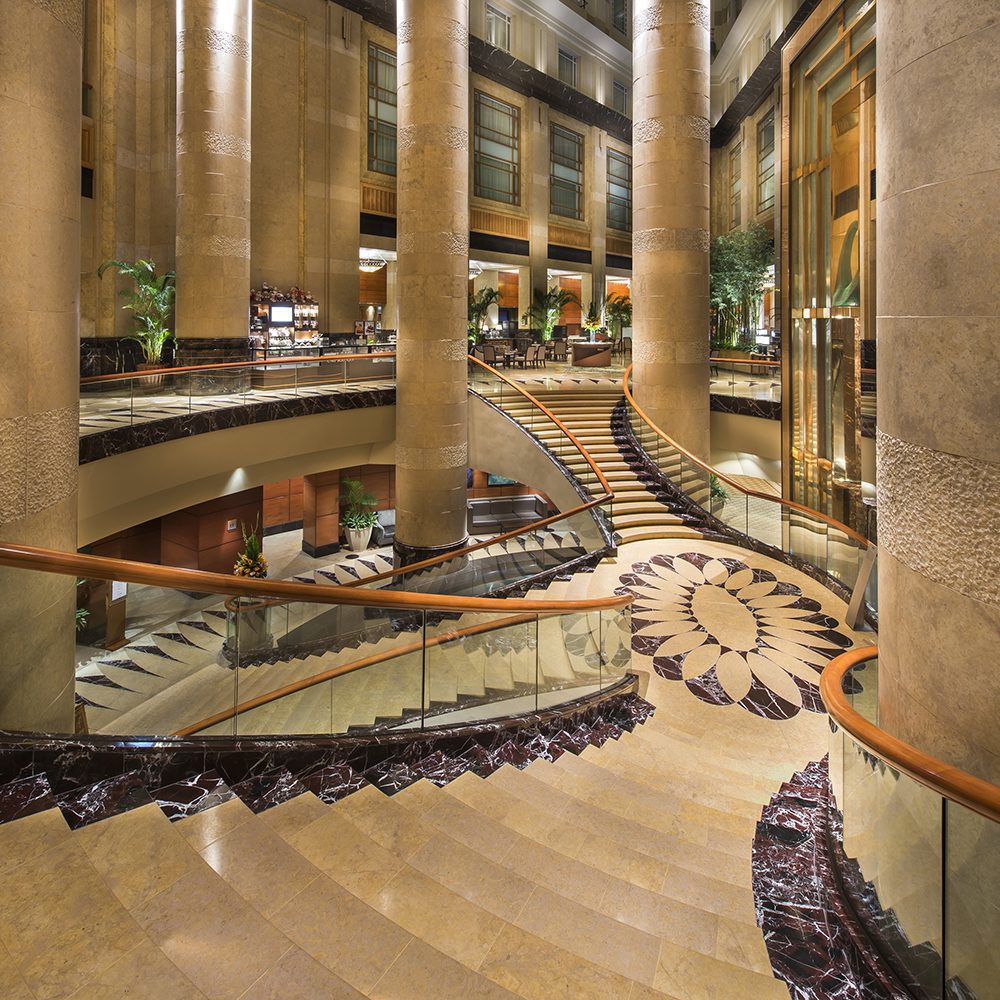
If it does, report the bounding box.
[422,612,538,726]
[537,611,602,708]
[72,580,243,737]
[80,378,138,433]
[232,599,424,736]
[600,606,633,690]
[946,804,1000,998]
[841,732,944,998]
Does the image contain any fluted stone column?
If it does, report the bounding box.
[0,0,82,732]
[631,0,711,458]
[175,0,252,349]
[877,1,1000,782]
[394,0,470,559]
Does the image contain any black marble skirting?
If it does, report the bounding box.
[752,756,973,1000]
[81,337,167,378]
[710,394,782,421]
[393,536,471,568]
[79,386,396,464]
[0,677,651,829]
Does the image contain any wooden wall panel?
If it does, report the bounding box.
[160,488,264,576]
[498,271,519,309]
[359,266,388,305]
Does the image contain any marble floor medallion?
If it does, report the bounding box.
[617,551,854,720]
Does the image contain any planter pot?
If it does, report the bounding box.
[135,361,168,393]
[346,525,373,552]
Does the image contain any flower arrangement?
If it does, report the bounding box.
[234,516,268,578]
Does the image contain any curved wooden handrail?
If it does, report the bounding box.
[80,352,396,385]
[173,610,546,737]
[0,542,631,614]
[468,355,612,498]
[623,364,869,547]
[821,646,1000,825]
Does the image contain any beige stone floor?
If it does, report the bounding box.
[1,536,875,999]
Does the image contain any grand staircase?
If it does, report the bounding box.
[0,668,796,999]
[498,383,707,546]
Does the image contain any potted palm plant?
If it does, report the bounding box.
[468,287,501,346]
[341,478,379,552]
[605,292,632,346]
[97,258,176,371]
[527,287,578,342]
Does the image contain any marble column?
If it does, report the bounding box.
[394,0,470,560]
[174,0,252,359]
[876,1,1000,782]
[0,0,82,732]
[631,0,711,459]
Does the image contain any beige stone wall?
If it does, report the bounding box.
[394,0,471,553]
[631,0,711,459]
[876,0,1000,782]
[0,0,82,732]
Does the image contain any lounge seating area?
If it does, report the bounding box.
[467,493,553,535]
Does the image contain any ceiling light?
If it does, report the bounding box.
[359,256,386,273]
[468,263,483,279]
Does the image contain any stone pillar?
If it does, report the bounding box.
[394,0,470,560]
[0,0,82,732]
[590,131,608,311]
[631,0,711,458]
[175,0,252,362]
[876,1,1000,782]
[526,97,550,310]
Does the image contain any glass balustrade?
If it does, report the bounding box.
[624,367,875,617]
[80,354,397,436]
[829,654,1000,1000]
[37,554,634,741]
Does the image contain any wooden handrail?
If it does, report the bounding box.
[0,542,631,614]
[821,646,1000,824]
[80,352,396,385]
[623,364,869,547]
[173,610,550,737]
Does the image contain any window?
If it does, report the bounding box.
[367,44,397,176]
[729,142,742,229]
[474,92,520,205]
[756,108,775,212]
[485,4,511,53]
[558,48,578,88]
[611,0,627,33]
[612,80,629,116]
[607,149,632,232]
[550,124,584,220]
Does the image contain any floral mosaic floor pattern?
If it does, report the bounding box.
[616,550,856,721]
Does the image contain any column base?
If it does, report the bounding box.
[393,536,470,569]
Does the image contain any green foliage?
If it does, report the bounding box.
[75,607,89,632]
[467,287,501,344]
[97,258,177,365]
[234,516,268,578]
[710,474,730,506]
[709,223,773,351]
[582,295,605,334]
[527,287,578,342]
[604,292,632,341]
[340,478,379,531]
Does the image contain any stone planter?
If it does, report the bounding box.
[346,525,373,552]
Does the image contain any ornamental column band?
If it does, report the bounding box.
[175,0,252,357]
[393,0,471,561]
[876,1,1000,783]
[0,0,82,731]
[631,0,711,459]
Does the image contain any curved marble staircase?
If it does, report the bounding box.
[0,671,795,1000]
[498,383,707,545]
